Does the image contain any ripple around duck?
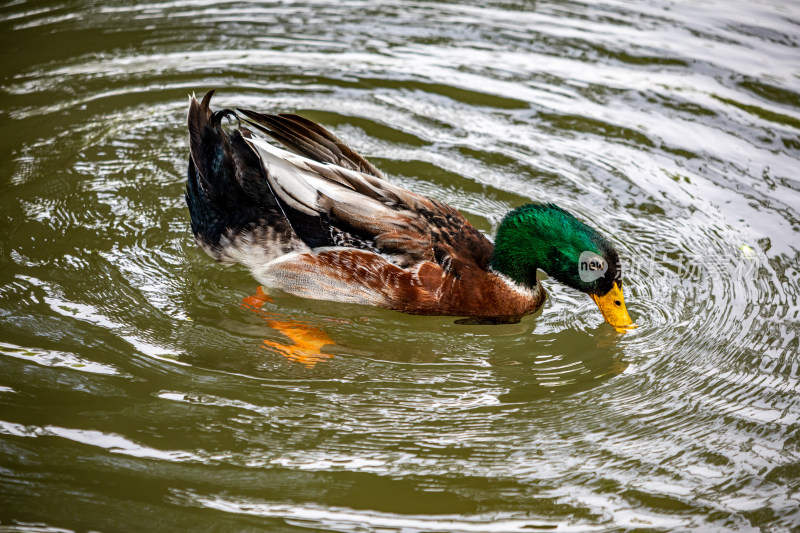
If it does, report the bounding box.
[2,0,800,530]
[175,490,600,533]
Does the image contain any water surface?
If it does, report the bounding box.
[1,0,799,530]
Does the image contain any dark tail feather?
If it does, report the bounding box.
[187,90,214,181]
[186,90,281,252]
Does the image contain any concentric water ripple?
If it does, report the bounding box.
[1,0,799,530]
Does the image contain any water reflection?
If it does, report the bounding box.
[230,283,629,401]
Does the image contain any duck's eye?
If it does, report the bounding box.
[614,300,621,306]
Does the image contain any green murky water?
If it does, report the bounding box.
[1,1,799,530]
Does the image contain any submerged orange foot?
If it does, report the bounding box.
[242,287,334,368]
[241,286,273,310]
[263,320,334,369]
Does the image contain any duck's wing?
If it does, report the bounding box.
[241,130,494,274]
[238,109,384,179]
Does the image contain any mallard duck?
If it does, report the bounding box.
[186,90,634,330]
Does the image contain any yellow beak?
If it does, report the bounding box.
[589,282,636,332]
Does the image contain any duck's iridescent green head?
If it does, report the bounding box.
[491,203,634,331]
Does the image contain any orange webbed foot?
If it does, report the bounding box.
[241,286,273,310]
[242,287,334,368]
[263,319,334,369]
